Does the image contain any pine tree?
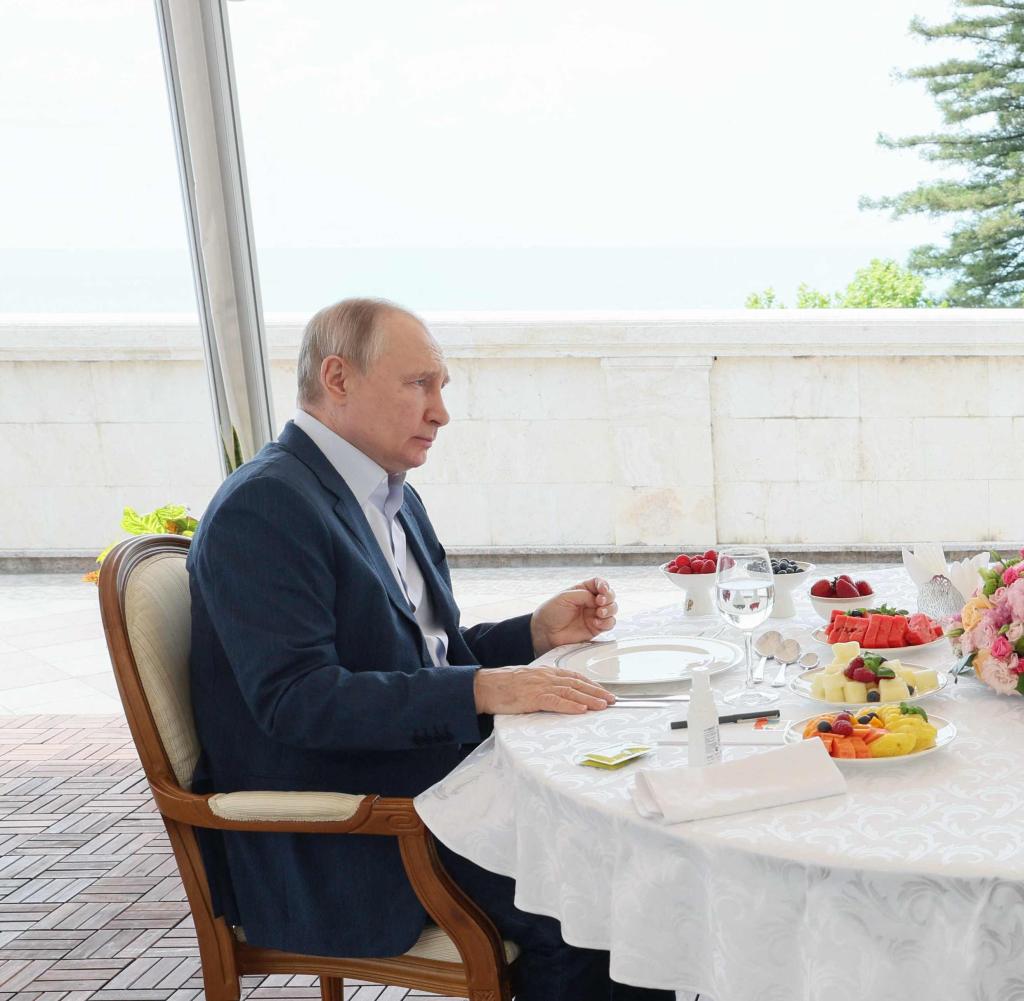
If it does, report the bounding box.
[863,0,1024,306]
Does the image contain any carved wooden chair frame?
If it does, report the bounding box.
[98,534,512,1001]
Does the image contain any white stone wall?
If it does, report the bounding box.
[1,311,1022,553]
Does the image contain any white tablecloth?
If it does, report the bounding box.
[416,566,1024,1000]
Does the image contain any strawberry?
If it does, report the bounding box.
[834,578,860,599]
[703,549,718,561]
[810,579,834,597]
[837,574,854,584]
[676,565,693,574]
[855,580,873,596]
[676,554,691,566]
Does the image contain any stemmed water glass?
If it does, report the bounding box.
[715,546,778,707]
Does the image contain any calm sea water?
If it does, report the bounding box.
[0,245,930,313]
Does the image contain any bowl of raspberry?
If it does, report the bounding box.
[808,575,878,620]
[661,550,720,616]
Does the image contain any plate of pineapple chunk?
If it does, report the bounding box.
[790,640,947,706]
[785,703,955,764]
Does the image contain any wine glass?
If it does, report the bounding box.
[715,546,778,707]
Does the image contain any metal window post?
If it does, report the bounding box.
[154,0,274,475]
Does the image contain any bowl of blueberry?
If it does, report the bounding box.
[750,557,814,618]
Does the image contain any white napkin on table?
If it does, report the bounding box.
[901,544,989,603]
[947,552,990,603]
[630,738,846,824]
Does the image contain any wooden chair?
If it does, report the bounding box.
[98,534,515,1001]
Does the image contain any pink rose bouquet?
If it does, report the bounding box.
[947,551,1024,696]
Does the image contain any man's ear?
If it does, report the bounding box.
[320,355,352,403]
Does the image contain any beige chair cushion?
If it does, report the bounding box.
[232,922,520,964]
[123,550,200,787]
[208,790,366,822]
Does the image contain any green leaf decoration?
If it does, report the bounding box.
[88,504,201,577]
[899,702,928,721]
[950,651,976,683]
[1014,637,1024,656]
[1017,674,1024,696]
[153,504,187,523]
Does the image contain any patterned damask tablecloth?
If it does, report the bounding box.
[416,566,1024,1001]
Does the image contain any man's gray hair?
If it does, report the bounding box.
[296,297,419,405]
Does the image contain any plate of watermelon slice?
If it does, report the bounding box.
[811,606,948,657]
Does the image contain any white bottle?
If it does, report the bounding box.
[687,666,722,767]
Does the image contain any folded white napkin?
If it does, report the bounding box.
[901,543,948,587]
[947,552,990,603]
[901,544,988,603]
[631,739,846,824]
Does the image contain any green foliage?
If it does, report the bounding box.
[223,426,245,473]
[794,283,834,309]
[745,259,942,308]
[839,259,939,307]
[744,287,782,309]
[861,0,1024,306]
[89,505,199,578]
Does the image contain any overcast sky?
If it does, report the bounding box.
[0,0,971,309]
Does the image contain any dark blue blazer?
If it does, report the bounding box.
[186,421,534,957]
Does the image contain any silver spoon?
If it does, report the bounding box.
[769,638,801,687]
[770,646,819,687]
[753,630,782,684]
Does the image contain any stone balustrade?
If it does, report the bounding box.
[1,310,1022,556]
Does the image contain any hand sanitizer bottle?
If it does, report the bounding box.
[687,666,721,766]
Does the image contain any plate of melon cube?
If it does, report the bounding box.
[790,641,948,706]
[785,704,955,764]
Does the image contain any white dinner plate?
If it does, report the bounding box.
[554,636,742,685]
[789,664,949,707]
[784,712,956,766]
[810,627,948,658]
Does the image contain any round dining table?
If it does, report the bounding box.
[415,566,1024,1001]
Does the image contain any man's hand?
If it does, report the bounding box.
[529,577,618,656]
[473,666,615,715]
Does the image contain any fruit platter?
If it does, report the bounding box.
[785,704,956,764]
[791,640,947,706]
[812,605,947,656]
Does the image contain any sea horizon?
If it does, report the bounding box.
[0,245,944,314]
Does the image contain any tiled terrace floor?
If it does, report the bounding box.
[0,565,864,998]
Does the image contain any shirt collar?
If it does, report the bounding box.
[293,409,405,515]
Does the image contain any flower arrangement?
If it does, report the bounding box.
[82,504,198,584]
[947,551,1024,696]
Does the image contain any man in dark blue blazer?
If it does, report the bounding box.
[188,298,674,1001]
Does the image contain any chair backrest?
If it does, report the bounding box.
[99,534,199,790]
